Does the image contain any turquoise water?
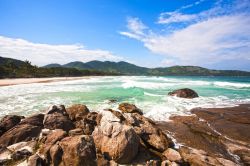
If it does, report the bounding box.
[0,76,250,120]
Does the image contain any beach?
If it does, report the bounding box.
[0,76,89,86]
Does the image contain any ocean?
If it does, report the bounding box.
[1,76,250,121]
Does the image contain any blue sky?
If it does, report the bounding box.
[0,0,249,70]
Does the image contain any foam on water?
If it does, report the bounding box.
[1,76,250,120]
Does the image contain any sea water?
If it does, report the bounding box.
[0,76,250,121]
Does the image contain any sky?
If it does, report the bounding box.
[0,0,250,70]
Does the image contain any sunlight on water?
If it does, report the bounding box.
[1,76,250,120]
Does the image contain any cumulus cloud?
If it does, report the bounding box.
[120,0,250,66]
[0,36,123,66]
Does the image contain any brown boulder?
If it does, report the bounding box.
[27,154,46,166]
[66,104,90,121]
[124,113,173,152]
[162,148,182,162]
[0,124,42,147]
[179,146,237,166]
[19,114,44,127]
[93,110,139,164]
[118,103,143,115]
[0,115,24,136]
[46,105,67,116]
[59,135,97,166]
[43,113,74,132]
[168,88,198,98]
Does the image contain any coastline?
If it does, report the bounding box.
[0,103,249,165]
[0,76,90,86]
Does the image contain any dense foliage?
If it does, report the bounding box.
[0,57,118,78]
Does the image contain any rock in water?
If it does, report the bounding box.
[93,110,140,164]
[168,88,198,98]
[59,135,97,166]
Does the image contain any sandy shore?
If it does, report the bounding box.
[0,77,89,86]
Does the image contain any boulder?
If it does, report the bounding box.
[66,104,90,121]
[11,149,32,161]
[59,135,97,166]
[19,114,44,127]
[162,148,182,162]
[168,88,198,98]
[0,115,24,136]
[49,143,63,166]
[179,146,237,166]
[0,124,42,147]
[93,110,140,164]
[124,113,173,152]
[69,128,84,136]
[46,105,67,116]
[27,154,46,166]
[43,113,74,132]
[75,118,96,135]
[118,103,143,115]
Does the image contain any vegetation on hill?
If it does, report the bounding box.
[0,57,118,78]
[1,56,250,78]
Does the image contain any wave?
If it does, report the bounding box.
[213,81,250,88]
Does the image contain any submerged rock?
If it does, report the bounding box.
[168,88,198,98]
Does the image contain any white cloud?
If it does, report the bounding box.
[120,0,250,66]
[0,36,123,66]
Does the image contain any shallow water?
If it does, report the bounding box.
[1,76,250,121]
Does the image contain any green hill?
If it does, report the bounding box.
[1,56,250,78]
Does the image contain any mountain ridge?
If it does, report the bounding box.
[43,60,250,76]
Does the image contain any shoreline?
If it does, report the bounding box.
[0,76,91,86]
[0,103,249,165]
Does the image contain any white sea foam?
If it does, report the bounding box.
[213,81,250,88]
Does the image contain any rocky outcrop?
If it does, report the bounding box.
[0,115,24,136]
[1,103,247,165]
[93,110,140,164]
[59,135,96,166]
[168,88,198,98]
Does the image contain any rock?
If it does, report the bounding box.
[46,105,67,115]
[66,104,90,121]
[19,114,44,127]
[0,148,12,164]
[69,128,84,136]
[0,115,24,136]
[38,129,67,163]
[125,113,173,152]
[49,143,63,166]
[96,153,110,166]
[43,113,74,132]
[168,88,198,98]
[108,99,117,104]
[27,154,46,166]
[0,124,42,147]
[161,160,171,166]
[59,135,96,166]
[162,148,182,162]
[75,118,96,135]
[146,160,161,166]
[11,149,32,161]
[93,110,140,164]
[7,140,36,154]
[179,146,237,166]
[118,103,143,115]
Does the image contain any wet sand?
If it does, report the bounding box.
[157,104,250,165]
[0,77,89,86]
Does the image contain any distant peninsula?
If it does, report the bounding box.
[1,56,250,78]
